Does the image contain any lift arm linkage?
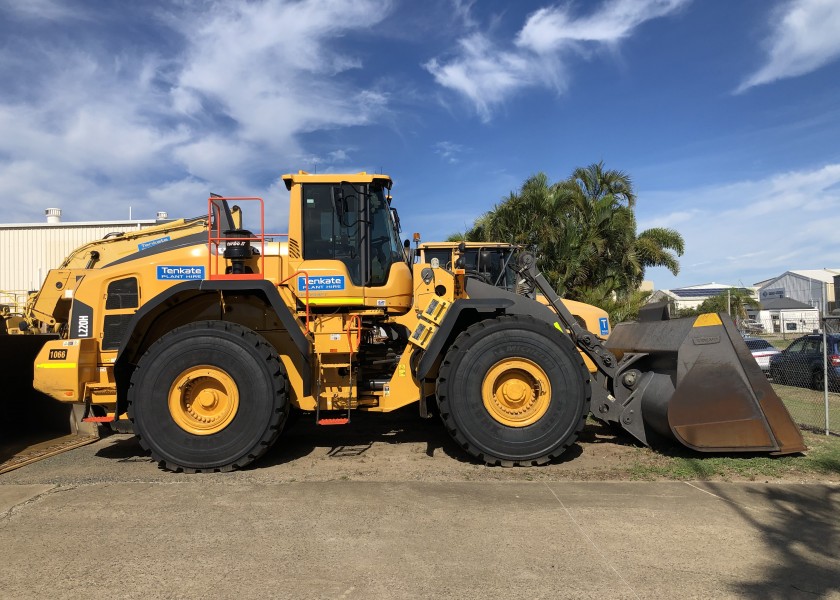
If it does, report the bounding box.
[514,253,618,379]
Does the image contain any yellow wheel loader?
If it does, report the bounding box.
[0,211,240,472]
[5,171,804,473]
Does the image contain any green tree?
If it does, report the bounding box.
[698,288,758,320]
[633,227,685,287]
[457,163,685,322]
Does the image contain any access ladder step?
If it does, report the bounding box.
[82,416,116,423]
[317,418,350,426]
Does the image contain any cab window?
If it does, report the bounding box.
[368,188,402,286]
[302,183,362,285]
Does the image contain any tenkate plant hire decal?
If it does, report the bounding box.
[599,317,610,336]
[298,275,345,292]
[157,266,205,280]
[138,236,171,251]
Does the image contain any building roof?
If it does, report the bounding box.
[0,219,159,229]
[669,286,750,299]
[756,269,840,287]
[759,297,817,310]
[675,282,738,290]
[789,269,840,283]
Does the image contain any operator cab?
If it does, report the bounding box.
[283,172,412,313]
[420,242,519,292]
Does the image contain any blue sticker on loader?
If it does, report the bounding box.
[599,317,609,336]
[157,266,205,280]
[138,236,171,252]
[298,275,345,292]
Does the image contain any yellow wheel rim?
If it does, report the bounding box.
[168,365,239,435]
[481,358,551,427]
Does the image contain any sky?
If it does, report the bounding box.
[1,0,839,290]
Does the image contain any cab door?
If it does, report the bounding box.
[298,182,368,307]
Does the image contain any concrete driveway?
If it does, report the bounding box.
[2,436,839,599]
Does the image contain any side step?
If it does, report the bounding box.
[82,416,116,423]
[317,418,350,426]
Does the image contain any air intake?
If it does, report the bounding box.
[45,208,61,224]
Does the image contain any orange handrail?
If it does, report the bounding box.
[347,314,362,357]
[206,196,267,280]
[279,270,312,331]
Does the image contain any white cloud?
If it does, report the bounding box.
[0,0,393,223]
[328,150,351,163]
[737,0,840,93]
[425,0,690,121]
[451,0,478,29]
[171,0,391,152]
[516,0,688,52]
[0,0,84,21]
[425,34,532,121]
[639,164,840,288]
[434,141,467,164]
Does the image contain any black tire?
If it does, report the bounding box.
[436,315,590,466]
[812,369,825,391]
[127,321,289,472]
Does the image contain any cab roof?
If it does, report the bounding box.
[281,171,392,191]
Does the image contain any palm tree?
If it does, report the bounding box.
[699,288,758,322]
[458,162,685,321]
[553,162,642,295]
[632,227,685,285]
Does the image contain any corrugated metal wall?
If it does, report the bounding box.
[0,223,152,309]
[771,273,832,314]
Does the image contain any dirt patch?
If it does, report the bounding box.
[5,406,837,485]
[236,407,839,484]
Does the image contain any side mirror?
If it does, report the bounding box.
[479,250,492,270]
[331,186,347,223]
[403,239,415,264]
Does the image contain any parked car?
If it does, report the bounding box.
[768,333,840,390]
[741,318,765,334]
[743,337,780,375]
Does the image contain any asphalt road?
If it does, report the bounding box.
[1,415,839,599]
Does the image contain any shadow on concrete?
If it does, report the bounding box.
[260,405,478,468]
[259,405,589,468]
[94,435,154,463]
[692,477,839,597]
[90,408,597,471]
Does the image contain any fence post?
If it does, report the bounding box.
[824,321,829,436]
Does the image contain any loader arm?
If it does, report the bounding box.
[513,253,619,378]
[514,253,806,455]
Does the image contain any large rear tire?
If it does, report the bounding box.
[127,321,289,472]
[436,315,590,466]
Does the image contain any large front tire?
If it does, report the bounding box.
[436,315,590,466]
[127,321,289,472]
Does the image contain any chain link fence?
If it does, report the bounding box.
[769,316,839,436]
[774,314,822,340]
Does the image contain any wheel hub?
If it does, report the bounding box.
[169,366,239,435]
[481,358,551,427]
